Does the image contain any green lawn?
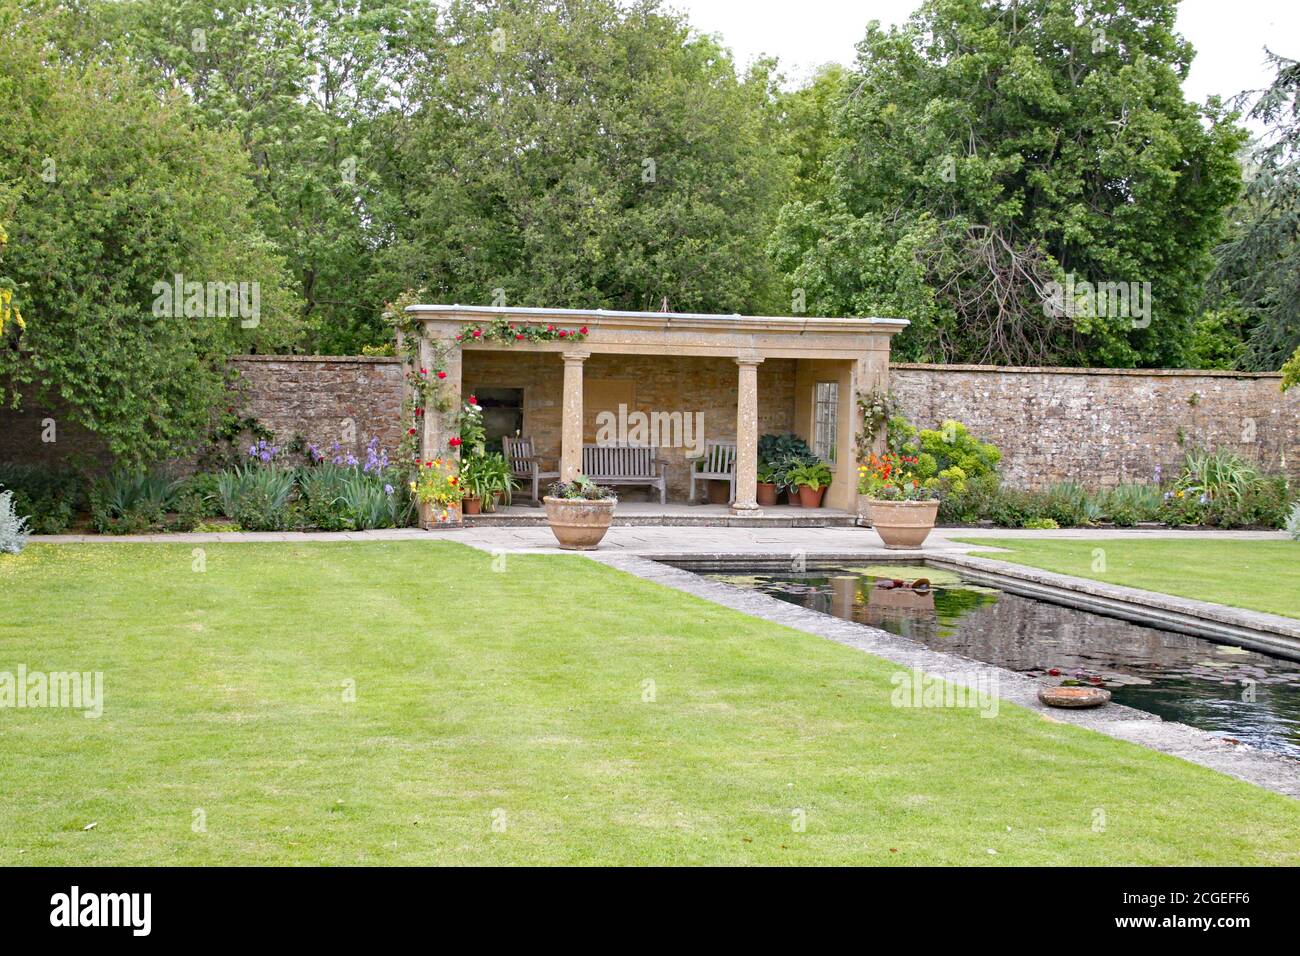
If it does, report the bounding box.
[1,542,1296,865]
[955,537,1300,619]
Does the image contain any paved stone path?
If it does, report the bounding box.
[31,525,1289,553]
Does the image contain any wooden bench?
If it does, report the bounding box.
[502,436,560,506]
[688,441,736,504]
[582,444,669,504]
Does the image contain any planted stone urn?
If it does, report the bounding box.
[544,475,617,550]
[858,453,939,549]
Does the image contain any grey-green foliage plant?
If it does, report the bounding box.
[0,490,31,554]
[1285,501,1300,540]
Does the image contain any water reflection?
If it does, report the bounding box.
[708,567,1300,759]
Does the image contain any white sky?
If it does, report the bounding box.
[672,0,1298,112]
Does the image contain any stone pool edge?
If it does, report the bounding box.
[586,552,1300,800]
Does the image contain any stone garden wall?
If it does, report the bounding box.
[3,357,1296,491]
[890,364,1299,488]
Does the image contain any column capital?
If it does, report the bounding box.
[734,352,764,367]
[563,349,592,365]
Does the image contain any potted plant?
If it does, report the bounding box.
[759,434,815,506]
[410,457,464,527]
[478,453,516,512]
[857,453,940,549]
[788,459,833,508]
[458,455,493,516]
[544,474,617,550]
[756,461,779,506]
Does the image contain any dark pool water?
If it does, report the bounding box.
[705,565,1300,758]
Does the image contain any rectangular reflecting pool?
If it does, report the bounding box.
[701,564,1300,759]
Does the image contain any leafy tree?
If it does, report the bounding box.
[380,0,790,316]
[0,2,297,463]
[771,0,1245,366]
[1214,51,1300,372]
[74,0,439,353]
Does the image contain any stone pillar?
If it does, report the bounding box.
[731,354,763,515]
[417,324,463,527]
[561,350,590,481]
[418,325,463,465]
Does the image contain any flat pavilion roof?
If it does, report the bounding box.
[405,303,908,336]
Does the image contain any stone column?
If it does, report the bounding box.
[561,349,590,481]
[418,325,463,465]
[730,354,763,515]
[417,324,463,527]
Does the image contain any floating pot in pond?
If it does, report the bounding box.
[1038,686,1111,709]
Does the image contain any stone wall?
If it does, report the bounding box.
[226,355,406,458]
[890,364,1300,487]
[5,357,1297,494]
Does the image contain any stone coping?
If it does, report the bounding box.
[406,303,908,335]
[228,354,399,364]
[928,553,1300,660]
[597,553,1300,798]
[891,362,1285,379]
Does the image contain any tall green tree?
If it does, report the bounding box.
[0,1,297,463]
[1214,51,1300,373]
[771,0,1245,366]
[80,0,440,352]
[380,0,790,316]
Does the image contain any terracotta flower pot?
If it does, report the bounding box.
[865,498,939,549]
[756,482,778,506]
[462,495,482,516]
[418,499,462,529]
[796,484,826,508]
[543,496,616,550]
[785,488,800,506]
[706,479,731,505]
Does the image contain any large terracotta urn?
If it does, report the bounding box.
[865,499,939,549]
[543,497,616,550]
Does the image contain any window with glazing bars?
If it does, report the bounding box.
[813,382,838,462]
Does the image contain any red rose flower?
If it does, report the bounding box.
[547,324,555,332]
[515,333,524,340]
[579,326,588,335]
[558,329,568,338]
[437,370,447,379]
[419,368,427,376]
[408,427,417,435]
[415,407,424,417]
[467,395,477,405]
[449,436,463,447]
[471,329,482,338]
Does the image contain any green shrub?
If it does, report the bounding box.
[1103,484,1163,526]
[1041,482,1099,527]
[216,466,295,531]
[90,468,182,533]
[0,463,81,533]
[891,417,1001,492]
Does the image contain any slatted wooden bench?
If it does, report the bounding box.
[688,440,736,504]
[582,444,669,504]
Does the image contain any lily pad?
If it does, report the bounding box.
[844,565,965,586]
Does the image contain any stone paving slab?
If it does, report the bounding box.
[589,552,1300,799]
